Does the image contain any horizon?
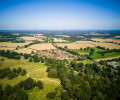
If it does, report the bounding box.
[0,0,120,30]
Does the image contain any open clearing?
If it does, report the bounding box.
[14,48,37,54]
[28,43,56,50]
[19,36,44,41]
[0,41,32,48]
[91,38,120,44]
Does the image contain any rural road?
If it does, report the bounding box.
[27,68,60,84]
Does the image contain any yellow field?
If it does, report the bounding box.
[53,38,67,42]
[14,48,37,54]
[0,42,32,48]
[74,41,120,49]
[56,43,95,49]
[115,36,120,38]
[19,36,44,41]
[0,47,15,50]
[28,43,56,50]
[55,35,70,37]
[91,38,120,43]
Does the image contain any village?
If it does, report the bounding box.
[38,49,79,60]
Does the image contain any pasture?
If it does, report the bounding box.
[28,43,56,50]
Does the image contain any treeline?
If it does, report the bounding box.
[45,58,120,100]
[98,49,120,56]
[0,77,43,100]
[54,45,80,56]
[0,50,22,60]
[11,39,25,43]
[0,67,26,80]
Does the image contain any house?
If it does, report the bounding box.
[107,61,120,68]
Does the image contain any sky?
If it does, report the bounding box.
[0,0,120,30]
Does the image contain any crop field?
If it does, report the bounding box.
[55,35,70,37]
[91,38,120,44]
[95,56,120,61]
[19,36,44,41]
[28,43,56,50]
[14,48,37,54]
[0,47,15,50]
[53,38,68,42]
[0,41,32,48]
[56,43,95,49]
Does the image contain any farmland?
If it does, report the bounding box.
[19,36,44,41]
[91,38,120,44]
[0,31,120,100]
[14,48,37,54]
[28,43,56,50]
[55,43,95,49]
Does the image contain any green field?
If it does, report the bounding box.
[91,48,120,60]
[0,56,60,100]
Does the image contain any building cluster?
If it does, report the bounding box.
[38,49,79,60]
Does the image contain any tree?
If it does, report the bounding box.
[21,69,27,76]
[36,81,43,89]
[29,58,33,62]
[46,92,56,99]
[22,78,35,90]
[8,71,17,80]
[33,55,40,62]
[17,67,22,74]
[48,69,58,78]
[61,91,70,100]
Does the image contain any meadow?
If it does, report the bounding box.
[0,56,60,100]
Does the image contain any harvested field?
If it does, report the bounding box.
[0,42,32,48]
[14,48,36,54]
[28,43,56,50]
[56,43,95,49]
[91,38,120,44]
[74,41,120,49]
[95,56,120,61]
[53,38,68,42]
[0,47,15,50]
[19,36,44,41]
[115,36,120,38]
[55,35,70,37]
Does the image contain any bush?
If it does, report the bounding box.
[46,92,56,99]
[21,69,27,76]
[48,69,58,78]
[22,78,35,90]
[8,71,17,80]
[36,81,43,89]
[1,58,4,61]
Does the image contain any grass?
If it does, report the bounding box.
[0,56,61,99]
[91,48,120,60]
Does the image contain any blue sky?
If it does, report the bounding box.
[0,0,120,30]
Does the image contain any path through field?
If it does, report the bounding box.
[27,68,60,84]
